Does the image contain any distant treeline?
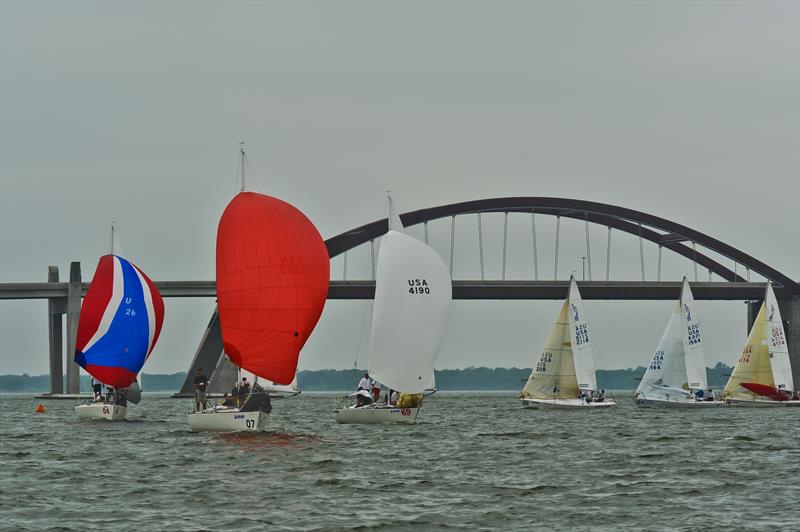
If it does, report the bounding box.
[1,364,733,393]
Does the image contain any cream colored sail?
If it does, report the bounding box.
[567,277,597,391]
[521,302,579,400]
[723,303,774,400]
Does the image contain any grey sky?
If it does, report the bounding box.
[1,1,798,376]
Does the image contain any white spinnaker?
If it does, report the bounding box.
[636,303,686,396]
[566,277,597,391]
[680,278,708,390]
[764,283,793,392]
[368,230,452,394]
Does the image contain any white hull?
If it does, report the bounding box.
[725,398,800,408]
[521,397,616,409]
[634,397,724,408]
[188,408,267,432]
[75,403,127,420]
[334,405,420,424]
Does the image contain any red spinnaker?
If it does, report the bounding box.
[216,192,329,385]
[740,382,789,401]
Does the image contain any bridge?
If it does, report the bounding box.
[2,197,798,395]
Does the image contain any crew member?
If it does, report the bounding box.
[193,367,209,412]
[357,372,370,392]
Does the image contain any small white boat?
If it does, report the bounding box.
[75,402,127,420]
[521,397,614,409]
[634,278,721,408]
[520,277,616,409]
[334,404,420,424]
[722,282,798,407]
[73,225,163,421]
[74,383,140,421]
[188,408,267,432]
[188,146,328,432]
[188,390,273,432]
[334,193,452,425]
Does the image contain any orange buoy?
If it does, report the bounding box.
[35,403,46,413]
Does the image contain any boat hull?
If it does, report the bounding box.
[634,398,725,408]
[334,405,420,424]
[521,398,616,409]
[188,409,267,432]
[75,403,127,420]
[725,398,800,408]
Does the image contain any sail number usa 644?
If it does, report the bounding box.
[408,279,430,295]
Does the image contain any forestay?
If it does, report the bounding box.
[368,229,452,394]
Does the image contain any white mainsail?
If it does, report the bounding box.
[636,303,686,395]
[680,278,708,390]
[764,283,793,393]
[567,277,597,391]
[367,201,452,394]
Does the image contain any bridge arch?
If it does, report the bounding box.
[325,197,798,293]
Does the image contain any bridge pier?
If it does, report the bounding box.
[65,262,81,394]
[47,266,64,394]
[778,295,800,391]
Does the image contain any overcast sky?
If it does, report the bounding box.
[1,1,798,377]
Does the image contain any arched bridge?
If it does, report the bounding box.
[1,196,797,396]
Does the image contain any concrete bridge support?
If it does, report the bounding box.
[779,295,800,391]
[47,266,64,394]
[65,262,81,394]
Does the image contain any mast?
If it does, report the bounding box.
[110,222,115,255]
[239,141,246,192]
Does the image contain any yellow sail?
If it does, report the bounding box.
[723,303,775,400]
[521,302,580,400]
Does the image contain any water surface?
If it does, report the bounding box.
[1,392,798,530]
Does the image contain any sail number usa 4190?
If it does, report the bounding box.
[408,279,430,295]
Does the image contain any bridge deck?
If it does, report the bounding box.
[0,280,791,300]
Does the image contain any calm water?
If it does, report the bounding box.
[1,392,798,531]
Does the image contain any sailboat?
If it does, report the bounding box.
[723,282,800,407]
[520,276,615,409]
[74,225,165,420]
[334,195,452,424]
[634,278,721,408]
[188,147,329,431]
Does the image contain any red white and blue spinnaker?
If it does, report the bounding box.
[74,255,164,388]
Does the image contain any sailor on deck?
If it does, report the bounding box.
[193,367,209,412]
[357,372,370,392]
